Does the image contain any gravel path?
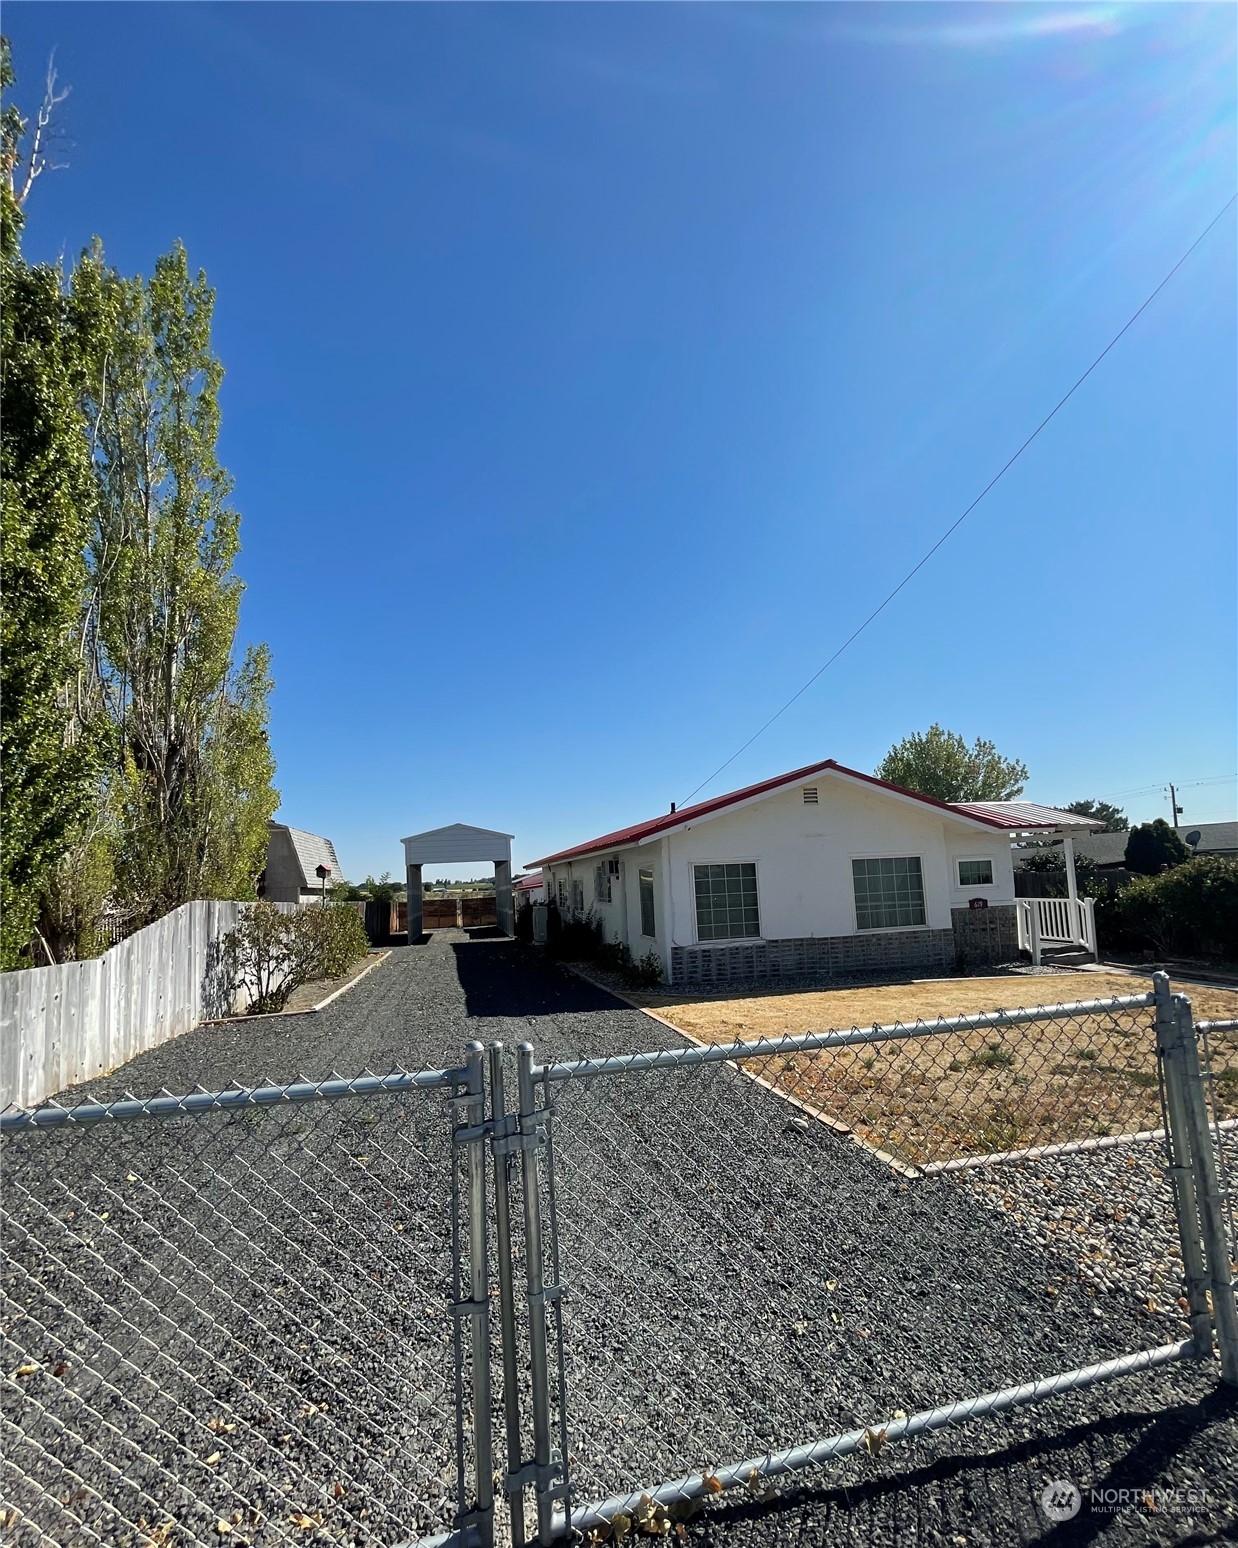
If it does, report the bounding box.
[3,934,1235,1545]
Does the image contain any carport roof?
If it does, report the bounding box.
[526,759,1091,868]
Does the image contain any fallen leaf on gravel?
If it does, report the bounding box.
[826,1280,837,1291]
[12,1363,38,1379]
[702,1474,723,1494]
[126,1173,138,1183]
[332,1483,345,1499]
[892,1409,907,1421]
[861,1427,887,1457]
[208,1417,237,1433]
[203,1451,222,1466]
[52,1361,70,1378]
[216,1524,232,1537]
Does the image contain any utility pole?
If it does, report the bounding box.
[1168,784,1184,830]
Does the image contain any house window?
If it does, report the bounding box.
[852,856,926,930]
[594,864,612,905]
[957,858,994,888]
[694,863,760,941]
[639,868,656,937]
[557,878,567,910]
[571,879,584,915]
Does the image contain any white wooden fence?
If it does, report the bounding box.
[0,901,295,1111]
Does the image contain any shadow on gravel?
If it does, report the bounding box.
[690,1386,1237,1548]
[450,938,628,1019]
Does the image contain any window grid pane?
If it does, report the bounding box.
[852,856,925,930]
[958,859,994,887]
[694,863,760,940]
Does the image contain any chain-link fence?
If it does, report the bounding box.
[3,975,1235,1548]
[1,1068,481,1548]
[501,975,1238,1541]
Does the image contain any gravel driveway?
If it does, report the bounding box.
[3,933,1235,1546]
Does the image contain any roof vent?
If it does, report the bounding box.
[803,787,819,804]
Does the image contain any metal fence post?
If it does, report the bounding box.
[460,1043,495,1545]
[517,1042,563,1542]
[489,1043,527,1548]
[1154,974,1213,1356]
[1173,996,1238,1385]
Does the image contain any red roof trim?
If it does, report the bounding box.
[524,758,1021,868]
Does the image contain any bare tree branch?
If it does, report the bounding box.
[13,51,71,207]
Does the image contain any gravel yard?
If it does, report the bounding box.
[3,934,1236,1545]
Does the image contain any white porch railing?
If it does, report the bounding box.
[1015,896,1096,965]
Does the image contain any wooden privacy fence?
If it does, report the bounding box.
[0,901,297,1112]
[461,896,497,927]
[423,899,460,929]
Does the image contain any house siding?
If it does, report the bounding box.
[544,772,1016,985]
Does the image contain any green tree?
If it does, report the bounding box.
[70,240,278,924]
[875,724,1028,803]
[0,40,99,966]
[1065,799,1128,832]
[1124,819,1189,877]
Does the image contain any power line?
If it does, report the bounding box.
[681,193,1238,808]
[1094,774,1237,800]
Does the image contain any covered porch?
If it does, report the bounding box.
[953,802,1102,967]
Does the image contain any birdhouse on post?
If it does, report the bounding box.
[315,862,332,906]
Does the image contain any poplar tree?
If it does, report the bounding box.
[71,242,278,924]
[0,39,97,967]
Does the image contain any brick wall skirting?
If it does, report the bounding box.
[950,904,1020,967]
[671,928,955,987]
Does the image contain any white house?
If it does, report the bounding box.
[526,758,1101,986]
[513,873,547,905]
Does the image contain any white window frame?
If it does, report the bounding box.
[849,852,928,933]
[557,877,568,910]
[571,878,584,916]
[594,863,612,905]
[638,867,657,938]
[691,859,763,944]
[956,857,996,889]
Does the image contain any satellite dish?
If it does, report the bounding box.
[1185,830,1202,848]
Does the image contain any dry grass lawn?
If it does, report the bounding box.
[629,972,1238,1168]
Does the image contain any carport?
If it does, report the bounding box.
[402,823,515,937]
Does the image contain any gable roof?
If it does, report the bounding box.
[400,822,516,845]
[526,759,1085,868]
[273,824,344,887]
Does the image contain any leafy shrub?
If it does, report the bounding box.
[222,901,370,1015]
[624,949,664,989]
[544,901,604,962]
[1124,819,1190,876]
[1116,857,1238,960]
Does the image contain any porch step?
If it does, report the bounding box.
[1040,944,1097,967]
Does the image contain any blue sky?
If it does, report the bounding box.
[8,2,1236,880]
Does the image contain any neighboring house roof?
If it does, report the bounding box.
[513,875,544,894]
[1014,820,1238,868]
[526,759,1089,868]
[273,824,344,887]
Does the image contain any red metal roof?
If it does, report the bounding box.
[524,758,1034,868]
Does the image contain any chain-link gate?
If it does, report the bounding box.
[3,974,1236,1546]
[0,1065,489,1547]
